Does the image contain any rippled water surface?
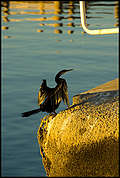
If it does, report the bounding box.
[2,1,119,177]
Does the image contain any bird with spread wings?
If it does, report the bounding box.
[22,69,73,117]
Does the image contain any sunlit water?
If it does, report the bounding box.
[2,1,118,177]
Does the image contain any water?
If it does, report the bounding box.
[1,1,118,177]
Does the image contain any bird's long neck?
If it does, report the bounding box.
[55,69,73,84]
[55,72,62,84]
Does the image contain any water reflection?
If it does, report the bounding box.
[1,1,119,37]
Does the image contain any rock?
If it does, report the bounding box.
[37,78,119,177]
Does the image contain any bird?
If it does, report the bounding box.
[22,69,73,117]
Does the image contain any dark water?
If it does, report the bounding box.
[1,1,119,177]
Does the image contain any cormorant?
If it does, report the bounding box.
[22,69,73,117]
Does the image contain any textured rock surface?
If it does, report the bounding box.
[37,78,119,177]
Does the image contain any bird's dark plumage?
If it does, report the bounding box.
[22,69,73,117]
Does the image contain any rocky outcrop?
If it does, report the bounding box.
[37,78,119,177]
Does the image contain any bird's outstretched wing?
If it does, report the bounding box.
[38,89,48,105]
[62,81,70,107]
[38,80,49,105]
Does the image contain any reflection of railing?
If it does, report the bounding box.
[2,1,119,36]
[80,1,119,35]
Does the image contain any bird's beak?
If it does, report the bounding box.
[67,69,73,72]
[64,69,73,74]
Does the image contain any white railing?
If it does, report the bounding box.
[80,1,119,35]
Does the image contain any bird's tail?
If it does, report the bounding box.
[22,108,41,117]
